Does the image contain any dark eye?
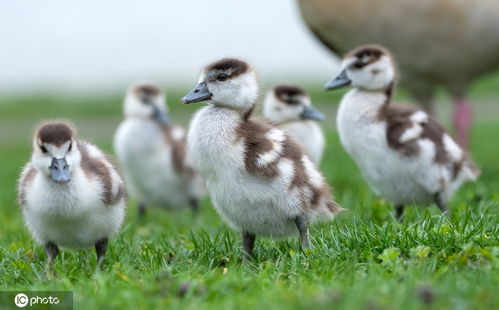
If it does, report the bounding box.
[140,94,151,104]
[217,73,228,81]
[352,61,364,69]
[68,142,72,152]
[40,145,48,153]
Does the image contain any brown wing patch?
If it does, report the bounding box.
[379,96,475,183]
[380,104,448,162]
[235,120,279,179]
[381,105,422,156]
[235,119,339,212]
[420,117,447,163]
[78,142,123,205]
[18,165,37,207]
[157,124,194,176]
[37,122,74,146]
[282,139,338,212]
[282,137,308,188]
[281,138,324,209]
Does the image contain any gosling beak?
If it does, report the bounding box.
[49,157,70,183]
[300,105,325,121]
[324,70,351,91]
[180,82,212,104]
[152,106,171,124]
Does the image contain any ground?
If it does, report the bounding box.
[0,75,498,309]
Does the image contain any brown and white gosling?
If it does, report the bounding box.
[181,58,342,261]
[298,0,499,148]
[263,84,326,165]
[324,45,480,219]
[114,84,204,217]
[18,121,126,273]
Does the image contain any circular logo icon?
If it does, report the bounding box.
[14,293,29,308]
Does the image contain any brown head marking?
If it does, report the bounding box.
[135,85,161,103]
[206,58,249,80]
[37,122,73,146]
[274,85,307,105]
[346,44,390,68]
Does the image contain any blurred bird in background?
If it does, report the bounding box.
[263,84,326,165]
[114,85,204,219]
[297,0,499,149]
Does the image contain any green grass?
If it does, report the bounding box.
[0,78,498,309]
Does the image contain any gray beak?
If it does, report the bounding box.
[180,83,212,104]
[300,105,325,121]
[324,70,351,91]
[49,157,70,183]
[152,106,171,124]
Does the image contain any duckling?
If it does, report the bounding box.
[17,121,126,273]
[324,45,480,219]
[114,84,204,218]
[298,0,499,149]
[263,84,326,165]
[181,58,342,261]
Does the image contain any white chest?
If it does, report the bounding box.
[115,119,166,160]
[336,90,387,155]
[187,106,245,179]
[22,169,124,248]
[27,170,102,216]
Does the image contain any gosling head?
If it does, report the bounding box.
[32,122,79,184]
[181,58,258,114]
[263,84,325,124]
[124,84,170,124]
[325,44,396,92]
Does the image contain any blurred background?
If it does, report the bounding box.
[0,0,338,94]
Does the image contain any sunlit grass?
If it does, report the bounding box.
[0,79,498,309]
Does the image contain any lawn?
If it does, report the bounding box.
[0,76,498,309]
